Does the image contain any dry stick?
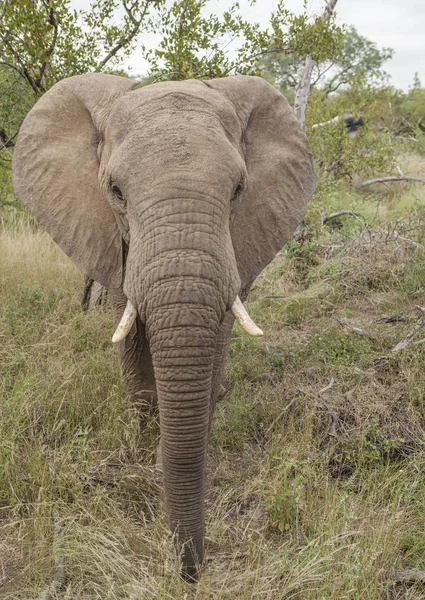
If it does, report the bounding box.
[337,319,377,341]
[319,377,335,395]
[266,396,300,435]
[382,307,425,356]
[294,0,339,129]
[389,569,425,583]
[376,314,408,323]
[355,164,425,190]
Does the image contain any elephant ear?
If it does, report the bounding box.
[207,76,316,289]
[12,73,137,288]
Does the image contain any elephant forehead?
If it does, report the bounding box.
[107,82,243,146]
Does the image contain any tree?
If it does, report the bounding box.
[0,0,163,94]
[260,25,393,100]
[0,0,344,162]
[147,0,343,82]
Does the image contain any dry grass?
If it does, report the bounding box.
[2,173,425,599]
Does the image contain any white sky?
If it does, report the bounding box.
[73,0,425,91]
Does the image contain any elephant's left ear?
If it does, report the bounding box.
[206,75,316,288]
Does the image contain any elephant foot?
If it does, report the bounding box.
[180,563,200,583]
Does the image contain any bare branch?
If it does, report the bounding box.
[338,319,377,341]
[266,396,301,434]
[1,32,42,93]
[355,175,425,190]
[0,129,17,149]
[95,0,153,72]
[35,4,59,89]
[294,0,339,128]
[319,378,335,395]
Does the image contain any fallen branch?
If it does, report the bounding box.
[376,314,408,324]
[397,135,419,143]
[389,569,425,583]
[338,319,376,341]
[376,307,425,363]
[391,314,425,353]
[356,165,425,190]
[319,378,335,395]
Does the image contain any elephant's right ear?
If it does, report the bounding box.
[12,73,137,288]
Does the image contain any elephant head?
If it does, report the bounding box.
[12,73,315,579]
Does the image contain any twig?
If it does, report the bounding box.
[95,0,154,72]
[356,168,425,190]
[338,319,376,341]
[319,378,335,395]
[389,308,425,354]
[266,396,300,434]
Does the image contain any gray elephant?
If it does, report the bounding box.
[12,73,315,579]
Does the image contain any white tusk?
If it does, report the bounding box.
[231,296,263,337]
[112,300,137,343]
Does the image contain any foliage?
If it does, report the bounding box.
[145,0,343,81]
[0,0,161,94]
[260,25,392,99]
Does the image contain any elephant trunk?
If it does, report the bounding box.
[124,194,239,578]
[148,300,217,576]
[144,279,221,578]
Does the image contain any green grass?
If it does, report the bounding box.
[2,164,425,598]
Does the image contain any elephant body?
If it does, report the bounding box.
[12,74,315,578]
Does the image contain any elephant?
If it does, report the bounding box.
[12,73,315,579]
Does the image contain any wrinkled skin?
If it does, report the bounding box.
[12,74,315,579]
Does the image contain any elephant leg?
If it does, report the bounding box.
[209,284,253,431]
[109,287,157,420]
[209,311,235,434]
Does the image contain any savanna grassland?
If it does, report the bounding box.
[2,154,425,599]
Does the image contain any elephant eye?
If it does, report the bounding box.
[231,181,245,206]
[111,185,125,204]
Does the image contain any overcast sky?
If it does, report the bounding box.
[74,0,425,91]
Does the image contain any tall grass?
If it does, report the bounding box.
[1,162,425,598]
